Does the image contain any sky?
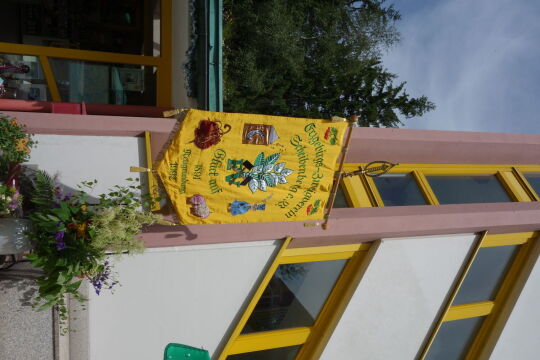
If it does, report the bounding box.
[383,0,540,134]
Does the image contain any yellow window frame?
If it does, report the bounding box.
[218,238,376,359]
[418,231,539,360]
[340,163,540,207]
[513,167,540,201]
[0,0,173,107]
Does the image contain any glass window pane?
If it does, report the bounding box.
[0,54,50,101]
[427,175,511,204]
[373,173,427,206]
[242,260,347,334]
[0,1,160,56]
[453,245,518,305]
[334,184,350,208]
[227,345,301,360]
[426,317,485,360]
[49,59,156,105]
[524,173,540,197]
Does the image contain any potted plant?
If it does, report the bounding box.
[0,114,35,256]
[0,181,32,254]
[0,114,36,179]
[26,171,162,330]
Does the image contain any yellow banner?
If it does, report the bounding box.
[156,109,348,224]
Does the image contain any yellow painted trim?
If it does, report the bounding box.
[297,242,379,360]
[413,170,439,205]
[345,163,540,173]
[144,132,161,211]
[514,165,540,172]
[443,301,494,321]
[497,171,531,202]
[466,237,540,360]
[38,56,61,102]
[282,243,369,257]
[279,252,357,264]
[481,232,534,247]
[363,175,383,207]
[157,0,173,107]
[217,237,292,360]
[418,231,488,360]
[229,327,310,354]
[0,42,163,66]
[341,175,372,207]
[512,168,540,201]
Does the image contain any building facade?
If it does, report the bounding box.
[1,107,538,359]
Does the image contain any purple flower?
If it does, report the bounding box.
[90,261,118,295]
[54,230,65,241]
[8,200,18,210]
[55,230,65,250]
[63,193,72,201]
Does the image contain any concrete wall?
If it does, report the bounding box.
[28,134,144,196]
[70,241,279,360]
[491,256,540,360]
[321,234,476,360]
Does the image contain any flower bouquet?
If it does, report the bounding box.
[0,114,33,258]
[0,182,22,217]
[0,114,36,177]
[26,172,161,327]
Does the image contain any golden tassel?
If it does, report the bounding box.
[163,108,186,118]
[130,166,152,173]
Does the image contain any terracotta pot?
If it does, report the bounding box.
[0,218,32,255]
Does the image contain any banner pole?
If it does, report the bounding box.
[321,116,356,230]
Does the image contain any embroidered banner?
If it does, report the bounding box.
[156,109,348,224]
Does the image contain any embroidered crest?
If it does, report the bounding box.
[188,194,211,218]
[225,152,293,193]
[242,124,279,145]
[192,119,231,149]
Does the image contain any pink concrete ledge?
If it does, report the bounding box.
[2,111,177,137]
[141,202,540,248]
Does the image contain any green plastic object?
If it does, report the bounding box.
[164,343,211,360]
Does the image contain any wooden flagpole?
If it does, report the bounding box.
[321,116,357,230]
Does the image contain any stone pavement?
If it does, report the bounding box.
[0,260,55,360]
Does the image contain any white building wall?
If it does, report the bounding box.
[70,241,279,360]
[490,256,540,360]
[321,234,476,360]
[28,134,144,195]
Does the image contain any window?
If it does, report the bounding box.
[372,173,427,206]
[242,260,347,333]
[427,175,511,204]
[453,245,518,305]
[426,316,486,360]
[218,239,371,360]
[0,0,171,106]
[227,345,301,360]
[420,232,538,360]
[338,164,540,208]
[523,173,540,198]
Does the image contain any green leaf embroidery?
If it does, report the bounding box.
[263,174,276,187]
[254,152,265,167]
[264,153,280,166]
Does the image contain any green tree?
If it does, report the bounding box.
[223,0,434,127]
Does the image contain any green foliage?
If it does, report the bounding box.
[0,115,36,173]
[90,206,161,254]
[223,0,434,127]
[26,171,161,332]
